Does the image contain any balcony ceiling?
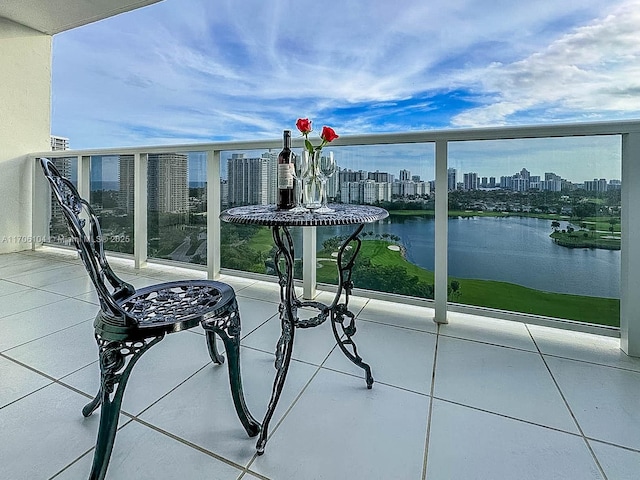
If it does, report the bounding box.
[0,0,162,35]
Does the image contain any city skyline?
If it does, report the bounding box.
[82,146,621,188]
[50,0,638,182]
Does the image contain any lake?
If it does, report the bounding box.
[310,215,620,298]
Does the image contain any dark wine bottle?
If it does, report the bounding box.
[277,129,295,210]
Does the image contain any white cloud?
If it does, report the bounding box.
[451,0,640,126]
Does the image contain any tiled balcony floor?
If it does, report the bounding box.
[2,248,640,479]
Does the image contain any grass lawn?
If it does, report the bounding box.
[388,209,571,220]
[316,239,619,327]
[550,230,620,250]
[245,226,274,255]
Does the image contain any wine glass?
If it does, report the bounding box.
[316,151,337,214]
[289,151,308,213]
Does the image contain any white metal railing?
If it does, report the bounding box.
[30,120,640,355]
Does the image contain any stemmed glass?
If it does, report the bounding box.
[316,151,337,214]
[289,151,308,213]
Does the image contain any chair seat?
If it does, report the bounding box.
[121,279,235,325]
[93,279,239,340]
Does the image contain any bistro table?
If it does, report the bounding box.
[220,203,389,454]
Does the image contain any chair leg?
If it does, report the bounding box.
[82,388,102,418]
[88,335,163,480]
[205,330,225,365]
[203,300,261,437]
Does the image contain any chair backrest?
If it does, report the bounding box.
[40,157,137,325]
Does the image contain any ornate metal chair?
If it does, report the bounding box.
[39,158,260,480]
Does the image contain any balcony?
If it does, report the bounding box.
[2,247,640,479]
[3,1,640,478]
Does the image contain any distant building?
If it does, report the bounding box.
[463,172,479,190]
[399,169,411,181]
[340,181,363,204]
[118,155,135,213]
[511,168,531,192]
[50,135,69,151]
[220,179,229,206]
[393,180,430,197]
[447,168,457,191]
[50,157,73,224]
[368,170,393,183]
[227,153,276,206]
[147,153,189,213]
[363,180,391,203]
[339,169,367,184]
[584,178,608,193]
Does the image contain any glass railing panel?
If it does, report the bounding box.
[447,135,621,327]
[89,155,134,254]
[315,143,436,297]
[147,151,207,266]
[47,156,78,247]
[220,148,290,277]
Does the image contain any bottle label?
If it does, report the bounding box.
[278,163,294,189]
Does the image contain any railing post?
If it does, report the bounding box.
[78,155,91,200]
[207,150,221,280]
[31,156,49,250]
[134,153,148,269]
[303,226,317,299]
[621,132,640,357]
[434,140,448,324]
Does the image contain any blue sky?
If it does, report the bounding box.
[52,0,640,181]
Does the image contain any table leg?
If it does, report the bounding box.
[256,226,297,454]
[330,223,374,388]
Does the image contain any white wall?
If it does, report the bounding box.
[0,18,51,253]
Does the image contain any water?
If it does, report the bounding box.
[305,215,620,298]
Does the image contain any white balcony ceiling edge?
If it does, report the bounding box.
[0,0,162,35]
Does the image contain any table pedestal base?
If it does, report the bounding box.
[256,224,373,455]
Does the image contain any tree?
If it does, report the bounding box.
[551,220,561,231]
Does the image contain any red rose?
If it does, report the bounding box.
[320,126,339,143]
[296,118,312,135]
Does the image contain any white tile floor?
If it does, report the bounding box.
[2,248,640,479]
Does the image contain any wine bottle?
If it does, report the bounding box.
[277,130,295,210]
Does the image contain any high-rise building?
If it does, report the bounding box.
[340,181,363,204]
[148,153,189,213]
[463,172,479,190]
[368,170,393,183]
[584,178,608,192]
[447,168,457,191]
[227,153,276,206]
[363,180,391,204]
[119,153,189,214]
[50,136,69,151]
[220,179,229,206]
[339,169,367,183]
[261,151,279,205]
[50,157,73,228]
[400,169,411,181]
[118,155,135,214]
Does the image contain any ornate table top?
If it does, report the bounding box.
[220,204,389,227]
